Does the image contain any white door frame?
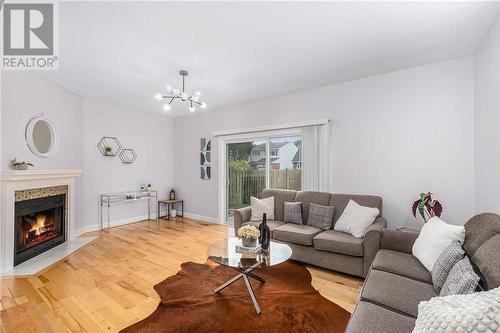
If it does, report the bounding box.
[217,128,300,224]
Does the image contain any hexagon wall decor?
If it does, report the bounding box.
[119,148,137,164]
[97,137,122,157]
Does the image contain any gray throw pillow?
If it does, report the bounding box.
[440,257,480,296]
[307,203,335,230]
[284,202,303,224]
[431,240,465,293]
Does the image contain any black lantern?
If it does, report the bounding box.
[170,189,176,201]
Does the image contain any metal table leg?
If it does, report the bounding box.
[214,261,264,314]
[107,202,110,231]
[100,199,103,231]
[148,196,151,220]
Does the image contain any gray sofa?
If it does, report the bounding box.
[234,189,386,278]
[346,213,500,333]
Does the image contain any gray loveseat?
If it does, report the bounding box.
[234,189,386,278]
[346,213,500,333]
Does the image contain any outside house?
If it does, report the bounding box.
[248,142,301,170]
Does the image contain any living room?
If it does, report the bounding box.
[0,1,499,332]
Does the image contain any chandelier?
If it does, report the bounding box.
[154,70,207,113]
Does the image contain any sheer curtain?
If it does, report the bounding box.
[301,124,330,192]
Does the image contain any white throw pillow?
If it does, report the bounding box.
[250,196,274,221]
[413,287,500,333]
[334,200,379,238]
[412,217,465,272]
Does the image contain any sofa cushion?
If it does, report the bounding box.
[262,189,297,222]
[250,196,274,221]
[243,220,284,237]
[431,240,465,292]
[283,201,303,224]
[346,301,415,333]
[272,224,322,246]
[313,230,363,256]
[333,200,379,238]
[412,216,465,272]
[470,233,500,289]
[330,194,382,224]
[372,249,432,284]
[361,270,437,317]
[294,191,331,224]
[440,257,479,296]
[307,203,335,230]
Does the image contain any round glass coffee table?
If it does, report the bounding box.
[208,237,292,314]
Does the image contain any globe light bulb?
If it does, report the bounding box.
[163,104,172,112]
[192,95,200,102]
[166,85,173,92]
[200,102,207,109]
[172,88,180,96]
[189,105,196,112]
[154,93,162,101]
[194,91,202,97]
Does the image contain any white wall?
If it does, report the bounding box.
[1,71,85,229]
[81,99,174,232]
[174,57,475,228]
[1,72,174,233]
[473,13,500,214]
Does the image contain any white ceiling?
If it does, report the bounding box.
[40,1,500,117]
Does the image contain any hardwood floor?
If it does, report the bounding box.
[0,218,363,333]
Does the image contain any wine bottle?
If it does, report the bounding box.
[259,213,271,250]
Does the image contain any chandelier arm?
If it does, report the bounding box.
[187,97,203,106]
[169,97,175,104]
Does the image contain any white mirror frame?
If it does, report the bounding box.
[25,116,59,158]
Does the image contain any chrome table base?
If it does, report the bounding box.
[214,261,265,314]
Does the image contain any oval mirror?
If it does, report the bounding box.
[25,116,58,157]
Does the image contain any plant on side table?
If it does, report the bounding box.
[10,158,34,170]
[412,192,443,222]
[237,225,260,247]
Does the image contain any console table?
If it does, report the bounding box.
[100,191,158,231]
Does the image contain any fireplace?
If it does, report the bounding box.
[14,194,66,266]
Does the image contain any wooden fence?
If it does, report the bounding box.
[228,169,301,210]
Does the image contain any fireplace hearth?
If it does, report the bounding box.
[15,194,66,266]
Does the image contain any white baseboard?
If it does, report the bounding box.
[74,212,219,237]
[74,214,156,237]
[183,212,219,224]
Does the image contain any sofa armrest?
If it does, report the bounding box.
[233,206,252,236]
[363,217,387,276]
[380,229,419,254]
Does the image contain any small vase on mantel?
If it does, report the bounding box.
[259,213,271,250]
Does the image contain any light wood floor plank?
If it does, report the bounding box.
[0,218,362,332]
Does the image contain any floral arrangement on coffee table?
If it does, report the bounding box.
[237,225,260,239]
[412,192,443,222]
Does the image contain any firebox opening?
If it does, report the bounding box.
[15,194,66,266]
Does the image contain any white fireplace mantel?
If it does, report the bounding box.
[0,169,82,273]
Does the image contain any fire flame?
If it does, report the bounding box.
[31,213,47,235]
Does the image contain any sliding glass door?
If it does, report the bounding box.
[269,136,301,190]
[226,135,301,223]
[227,140,267,220]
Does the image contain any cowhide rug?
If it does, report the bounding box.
[120,260,350,333]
